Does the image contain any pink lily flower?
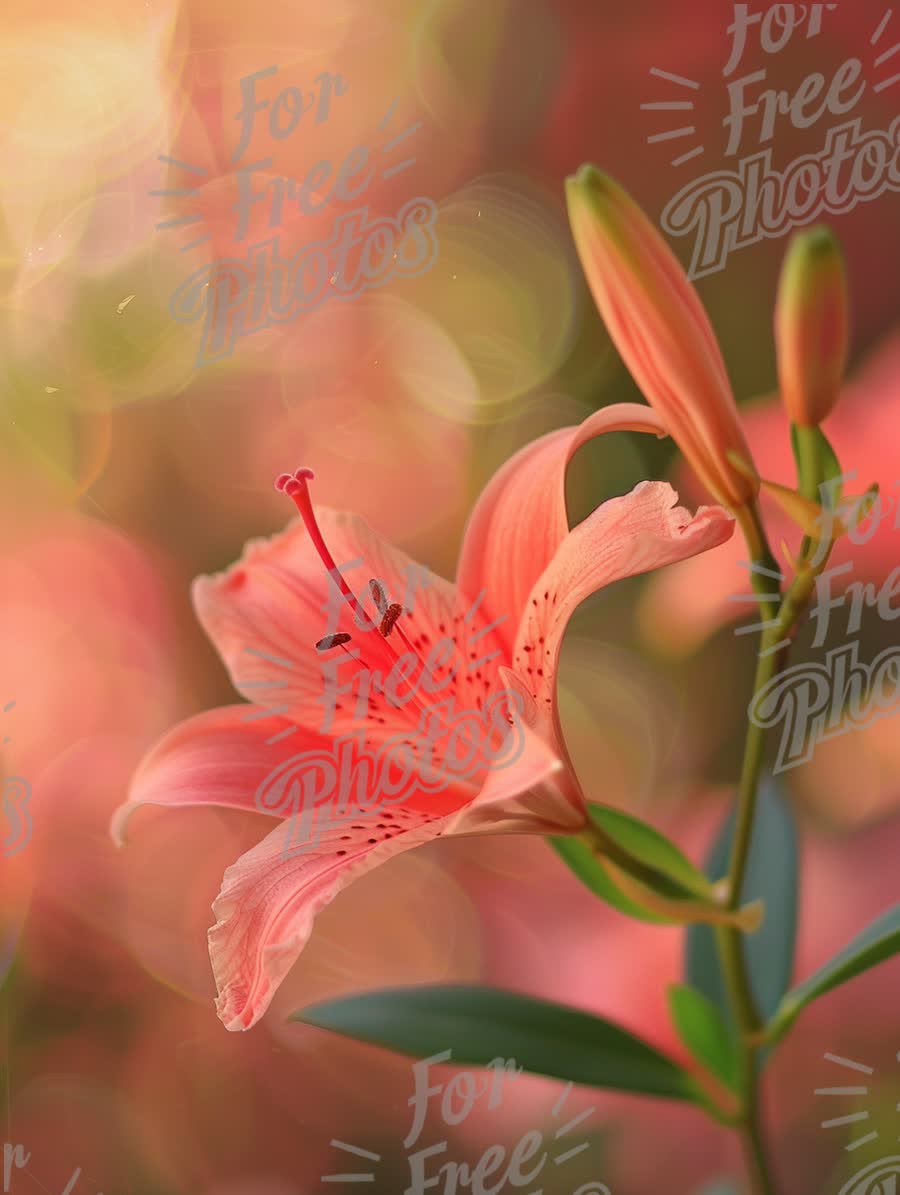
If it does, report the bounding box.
[112,404,733,1030]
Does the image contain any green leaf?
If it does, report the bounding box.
[668,984,739,1092]
[589,805,712,897]
[686,780,798,1027]
[291,984,700,1103]
[770,904,900,1042]
[551,803,714,923]
[550,833,666,923]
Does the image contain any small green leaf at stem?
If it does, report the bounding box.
[588,805,712,896]
[291,984,702,1102]
[554,803,764,932]
[768,904,900,1042]
[547,798,717,908]
[550,833,668,923]
[668,983,740,1093]
[552,804,747,925]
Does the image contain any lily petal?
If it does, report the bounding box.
[111,705,324,846]
[209,808,459,1030]
[208,703,585,1031]
[443,710,584,837]
[112,701,475,851]
[457,403,667,652]
[512,481,734,716]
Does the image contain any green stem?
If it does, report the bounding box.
[718,504,786,1195]
[734,505,781,626]
[715,482,841,1193]
[739,1069,778,1195]
[726,618,783,918]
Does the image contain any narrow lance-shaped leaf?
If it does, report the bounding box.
[292,984,702,1103]
[769,904,900,1042]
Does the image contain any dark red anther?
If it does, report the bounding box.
[315,632,353,652]
[379,602,404,637]
[369,579,388,616]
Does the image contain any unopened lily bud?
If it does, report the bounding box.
[775,226,849,428]
[565,166,758,509]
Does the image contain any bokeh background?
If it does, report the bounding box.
[1,1,899,1192]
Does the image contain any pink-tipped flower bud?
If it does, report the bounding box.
[565,166,758,509]
[775,225,849,428]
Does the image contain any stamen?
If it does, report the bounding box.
[276,468,425,663]
[276,468,370,626]
[316,633,353,652]
[369,579,388,616]
[379,602,404,637]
